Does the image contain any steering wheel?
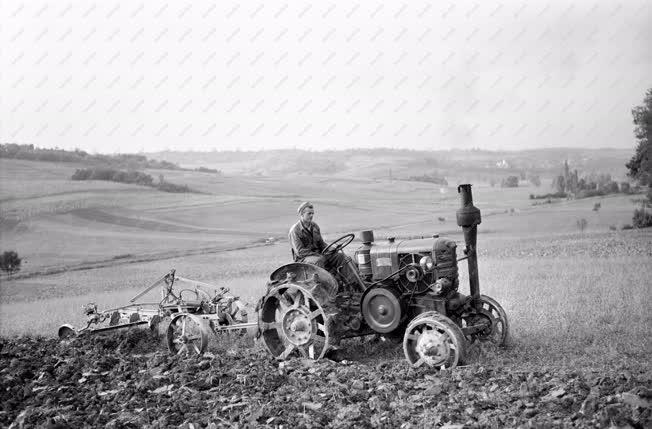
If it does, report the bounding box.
[322,233,355,255]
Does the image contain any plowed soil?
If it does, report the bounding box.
[1,330,650,428]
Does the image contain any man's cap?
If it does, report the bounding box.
[297,201,313,214]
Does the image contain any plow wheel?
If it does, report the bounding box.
[403,312,466,369]
[464,295,509,345]
[259,284,331,360]
[166,314,209,356]
[58,324,77,340]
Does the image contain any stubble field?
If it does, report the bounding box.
[0,159,650,427]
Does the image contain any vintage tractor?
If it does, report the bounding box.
[258,184,509,368]
[58,270,255,356]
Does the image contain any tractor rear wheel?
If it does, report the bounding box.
[403,312,466,369]
[259,284,332,360]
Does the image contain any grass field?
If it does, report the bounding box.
[1,158,650,368]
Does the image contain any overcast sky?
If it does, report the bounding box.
[1,0,651,153]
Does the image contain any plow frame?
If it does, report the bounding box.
[58,269,258,355]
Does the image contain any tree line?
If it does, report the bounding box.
[0,143,180,170]
[72,168,196,193]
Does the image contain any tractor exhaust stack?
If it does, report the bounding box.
[456,184,482,302]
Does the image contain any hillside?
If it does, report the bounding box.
[0,153,641,281]
[148,148,632,183]
[1,153,650,428]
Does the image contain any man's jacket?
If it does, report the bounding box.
[288,220,326,260]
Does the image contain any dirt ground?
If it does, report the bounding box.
[1,330,650,429]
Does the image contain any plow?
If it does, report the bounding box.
[58,270,255,356]
[59,184,509,369]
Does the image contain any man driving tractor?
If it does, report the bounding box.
[289,202,365,291]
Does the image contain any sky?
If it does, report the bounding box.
[1,0,651,154]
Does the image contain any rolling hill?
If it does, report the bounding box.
[148,147,632,183]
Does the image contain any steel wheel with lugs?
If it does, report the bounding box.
[403,311,466,369]
[166,313,209,356]
[259,284,332,360]
[463,295,509,346]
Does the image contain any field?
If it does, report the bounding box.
[1,158,651,427]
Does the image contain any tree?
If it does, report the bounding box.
[501,176,519,188]
[528,174,541,187]
[632,208,652,228]
[552,175,565,193]
[605,181,619,194]
[0,251,22,275]
[626,88,652,186]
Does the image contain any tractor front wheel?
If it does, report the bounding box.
[403,312,466,369]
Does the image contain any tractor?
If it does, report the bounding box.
[257,184,509,368]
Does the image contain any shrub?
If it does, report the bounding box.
[530,192,568,200]
[632,208,652,228]
[577,189,610,198]
[622,224,634,230]
[89,168,115,181]
[156,181,193,193]
[406,174,448,185]
[0,251,22,275]
[71,168,92,180]
[196,167,221,174]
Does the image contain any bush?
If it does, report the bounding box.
[406,174,448,185]
[196,167,221,174]
[632,208,652,228]
[0,251,22,275]
[576,189,609,198]
[156,181,193,193]
[530,192,568,200]
[89,168,115,181]
[71,168,92,180]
